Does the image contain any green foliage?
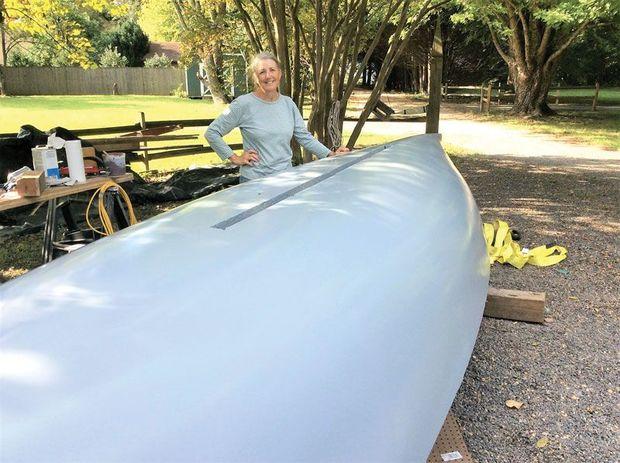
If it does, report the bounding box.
[99,46,129,67]
[4,0,129,67]
[556,23,620,85]
[453,0,619,35]
[144,53,173,68]
[138,0,180,42]
[101,20,150,66]
[7,44,74,67]
[172,83,188,98]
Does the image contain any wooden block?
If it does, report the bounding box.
[82,146,98,168]
[16,171,46,197]
[484,287,545,323]
[427,412,475,463]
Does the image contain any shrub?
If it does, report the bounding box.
[99,47,129,67]
[144,53,173,68]
[172,83,187,98]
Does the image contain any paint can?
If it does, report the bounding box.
[102,152,126,176]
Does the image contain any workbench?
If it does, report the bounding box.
[0,173,134,263]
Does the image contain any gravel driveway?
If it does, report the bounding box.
[451,154,619,462]
[344,118,620,160]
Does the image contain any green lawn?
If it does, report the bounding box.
[0,95,226,133]
[548,87,620,105]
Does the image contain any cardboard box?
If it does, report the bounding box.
[82,146,98,168]
[32,147,60,179]
[16,170,46,197]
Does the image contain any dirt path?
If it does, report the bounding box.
[343,118,620,160]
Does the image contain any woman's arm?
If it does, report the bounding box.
[290,102,332,159]
[205,100,258,165]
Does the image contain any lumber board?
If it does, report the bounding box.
[147,143,244,160]
[85,134,197,144]
[484,287,545,323]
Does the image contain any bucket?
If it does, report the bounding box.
[103,152,126,176]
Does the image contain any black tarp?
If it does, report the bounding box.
[127,166,239,203]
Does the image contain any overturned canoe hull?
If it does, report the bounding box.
[0,134,489,462]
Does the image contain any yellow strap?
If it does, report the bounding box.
[482,220,567,269]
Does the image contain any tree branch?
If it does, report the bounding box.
[169,0,190,30]
[546,21,589,65]
[232,0,262,52]
[502,0,527,70]
[486,21,512,64]
[536,23,552,64]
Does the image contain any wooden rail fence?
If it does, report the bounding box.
[0,113,242,171]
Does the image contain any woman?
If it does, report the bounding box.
[205,51,349,182]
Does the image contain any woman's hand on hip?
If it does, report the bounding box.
[230,149,259,166]
[328,146,351,157]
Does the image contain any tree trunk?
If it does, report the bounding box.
[510,62,555,116]
[425,17,442,134]
[202,54,231,104]
[0,66,5,96]
[0,0,7,67]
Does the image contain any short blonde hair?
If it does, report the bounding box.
[249,51,281,87]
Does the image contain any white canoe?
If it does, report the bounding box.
[0,134,489,462]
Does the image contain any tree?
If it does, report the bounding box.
[454,0,620,116]
[232,0,447,155]
[168,0,235,104]
[2,0,128,67]
[102,20,150,67]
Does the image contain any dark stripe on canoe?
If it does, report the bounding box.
[212,145,387,230]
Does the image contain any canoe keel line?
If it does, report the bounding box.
[212,145,387,230]
[0,134,489,462]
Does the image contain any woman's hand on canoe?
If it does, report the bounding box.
[328,146,350,157]
[230,149,259,166]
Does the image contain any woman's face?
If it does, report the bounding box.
[254,59,281,93]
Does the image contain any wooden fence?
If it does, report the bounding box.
[2,67,185,96]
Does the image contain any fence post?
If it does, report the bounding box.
[592,81,600,111]
[479,83,485,112]
[485,83,492,114]
[497,82,502,105]
[139,112,150,171]
[554,82,560,105]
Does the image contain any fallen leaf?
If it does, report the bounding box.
[506,399,524,409]
[536,437,549,448]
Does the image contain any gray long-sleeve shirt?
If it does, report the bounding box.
[205,93,331,180]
